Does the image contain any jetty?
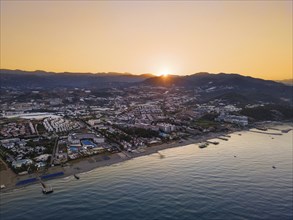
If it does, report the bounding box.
[218,137,229,141]
[206,140,219,145]
[249,130,282,135]
[281,129,292,133]
[35,175,53,194]
[267,127,281,131]
[265,128,291,133]
[255,127,268,131]
[40,180,53,194]
[35,169,60,194]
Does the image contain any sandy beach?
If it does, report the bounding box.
[1,128,247,192]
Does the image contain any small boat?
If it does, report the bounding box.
[199,143,208,148]
[74,174,80,180]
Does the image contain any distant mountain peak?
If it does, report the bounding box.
[193,72,211,76]
[277,79,293,85]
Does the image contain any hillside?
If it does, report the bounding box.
[143,73,292,104]
[0,69,154,89]
[1,69,292,105]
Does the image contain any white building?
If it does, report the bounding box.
[12,159,33,168]
[88,119,101,127]
[158,123,176,133]
[68,133,105,144]
[34,154,51,162]
[216,113,248,126]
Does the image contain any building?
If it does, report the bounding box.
[34,154,51,162]
[88,119,101,127]
[12,159,33,168]
[157,123,176,133]
[216,113,248,126]
[68,133,105,144]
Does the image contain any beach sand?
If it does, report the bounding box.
[0,129,242,192]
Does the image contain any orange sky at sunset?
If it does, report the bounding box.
[0,1,292,80]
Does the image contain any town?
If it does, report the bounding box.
[0,85,258,176]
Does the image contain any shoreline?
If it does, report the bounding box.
[0,128,244,193]
[1,121,291,193]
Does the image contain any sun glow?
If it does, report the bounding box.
[159,69,170,77]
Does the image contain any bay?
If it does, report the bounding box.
[1,124,292,220]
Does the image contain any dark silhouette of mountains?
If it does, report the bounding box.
[277,79,293,85]
[0,69,154,89]
[143,72,281,89]
[143,72,292,104]
[0,69,292,105]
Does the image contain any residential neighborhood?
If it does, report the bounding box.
[0,85,256,175]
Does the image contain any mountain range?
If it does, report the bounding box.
[0,69,292,105]
[0,69,154,89]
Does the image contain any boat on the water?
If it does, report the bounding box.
[199,142,208,148]
[74,174,80,180]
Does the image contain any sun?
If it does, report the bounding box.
[159,69,169,77]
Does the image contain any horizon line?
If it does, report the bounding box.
[0,68,291,81]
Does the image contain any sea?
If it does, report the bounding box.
[0,124,292,220]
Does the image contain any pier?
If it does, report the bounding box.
[206,141,219,145]
[39,179,53,194]
[35,172,54,194]
[255,127,268,131]
[267,127,281,131]
[249,130,282,135]
[218,137,229,141]
[281,129,292,133]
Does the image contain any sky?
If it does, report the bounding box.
[0,1,292,80]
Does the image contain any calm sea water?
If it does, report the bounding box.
[1,125,292,220]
